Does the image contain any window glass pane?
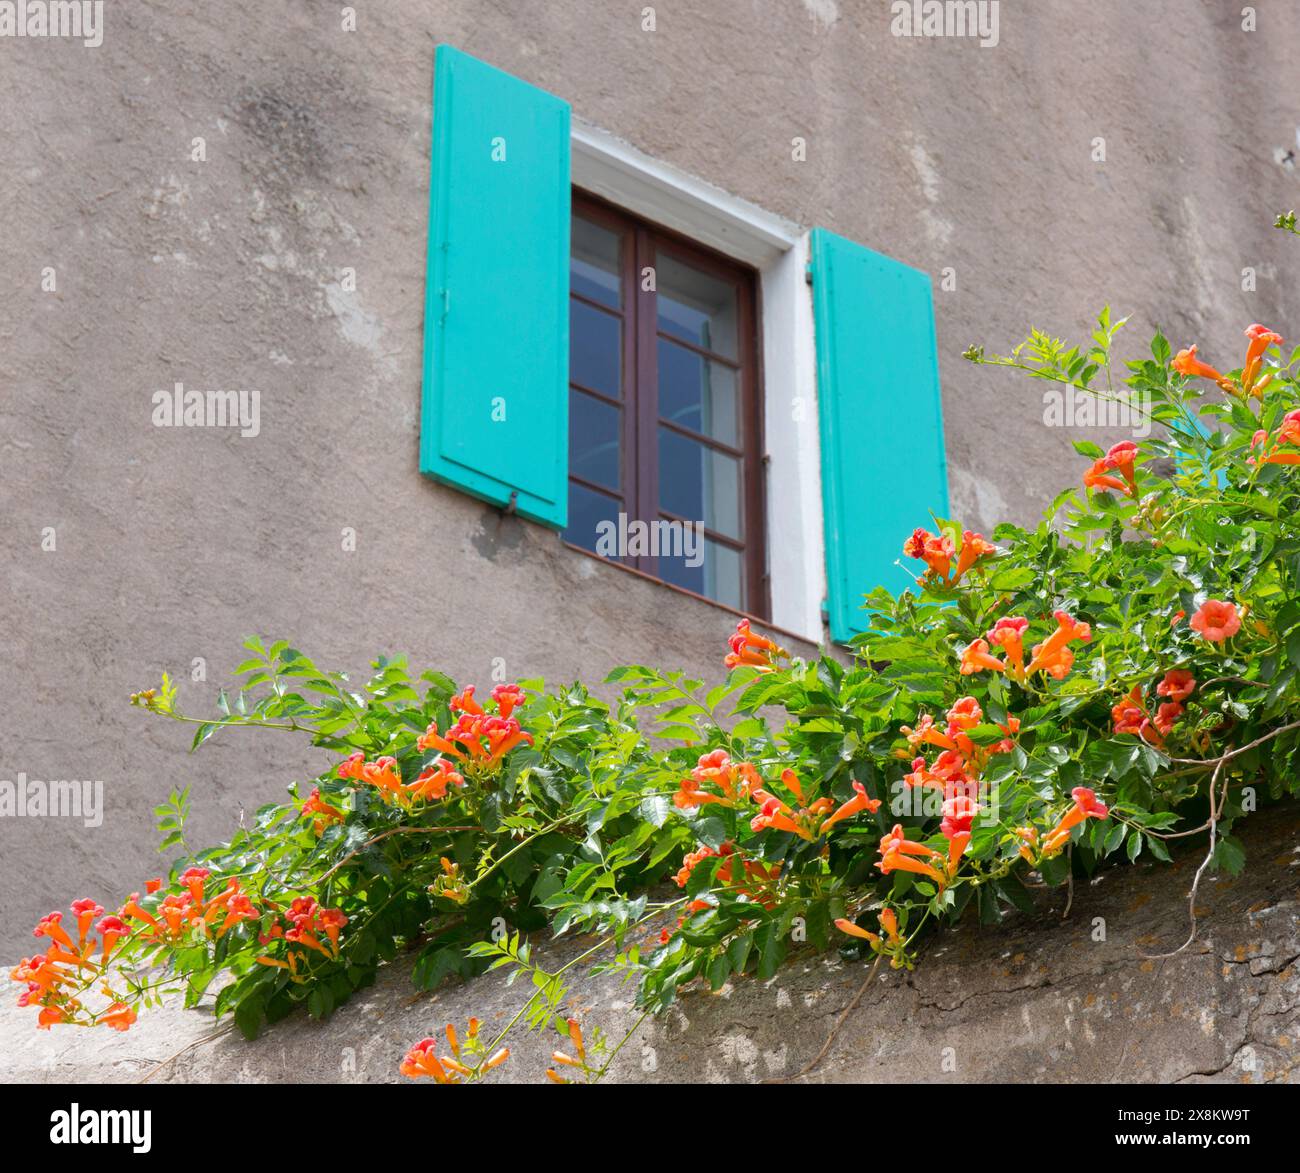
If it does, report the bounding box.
[656,252,738,360]
[657,337,738,445]
[658,425,742,540]
[570,299,621,398]
[571,215,622,309]
[657,533,743,610]
[564,481,623,556]
[569,389,620,492]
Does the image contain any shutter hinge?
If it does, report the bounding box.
[503,490,518,516]
[805,264,814,286]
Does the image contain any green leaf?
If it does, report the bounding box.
[233,995,265,1041]
[638,795,672,828]
[1211,835,1246,875]
[755,922,788,980]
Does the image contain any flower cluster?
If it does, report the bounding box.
[337,752,466,808]
[902,527,995,586]
[1250,409,1300,466]
[121,868,261,944]
[960,610,1091,681]
[901,695,1018,791]
[1173,323,1284,400]
[9,900,135,1031]
[547,1017,591,1084]
[255,895,347,976]
[672,840,781,901]
[1083,440,1139,496]
[891,696,1022,887]
[1016,787,1110,863]
[750,767,882,840]
[299,786,344,835]
[429,855,470,905]
[835,906,907,968]
[672,751,881,844]
[1111,666,1195,747]
[416,685,533,777]
[671,749,745,810]
[401,1018,509,1083]
[724,619,789,672]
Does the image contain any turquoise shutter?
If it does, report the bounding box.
[421,45,571,528]
[810,228,949,642]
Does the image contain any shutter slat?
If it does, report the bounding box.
[421,45,570,528]
[810,228,949,642]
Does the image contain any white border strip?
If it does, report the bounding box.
[572,119,801,268]
[760,234,825,643]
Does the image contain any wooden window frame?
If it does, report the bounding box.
[567,189,770,619]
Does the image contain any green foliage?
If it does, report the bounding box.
[22,298,1300,1081]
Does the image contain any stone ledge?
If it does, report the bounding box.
[2,804,1296,1084]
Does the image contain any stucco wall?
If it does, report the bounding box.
[2,0,1299,956]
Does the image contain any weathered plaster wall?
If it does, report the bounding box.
[2,0,1299,956]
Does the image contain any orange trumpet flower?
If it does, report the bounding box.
[1189,599,1241,643]
[33,912,76,954]
[410,759,465,802]
[954,530,996,580]
[751,797,814,840]
[903,527,955,583]
[986,616,1029,678]
[1156,669,1196,702]
[450,686,485,716]
[1172,344,1236,394]
[724,619,790,672]
[99,1002,138,1032]
[960,638,1006,676]
[819,781,882,835]
[491,683,527,720]
[1084,440,1140,497]
[1042,787,1110,854]
[1242,324,1283,396]
[299,787,345,834]
[876,823,947,886]
[835,905,902,951]
[1024,610,1091,678]
[416,722,464,759]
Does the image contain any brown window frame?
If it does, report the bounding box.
[566,190,769,620]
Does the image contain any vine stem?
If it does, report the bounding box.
[151,709,313,735]
[477,936,612,1066]
[465,814,572,893]
[136,1024,236,1084]
[478,899,686,1080]
[1137,754,1228,962]
[595,1008,653,1081]
[1161,719,1300,768]
[760,951,885,1084]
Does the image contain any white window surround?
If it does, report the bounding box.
[571,118,826,644]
